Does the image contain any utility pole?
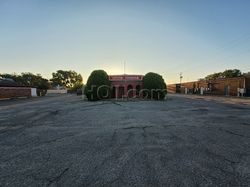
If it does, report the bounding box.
[179,72,183,94]
[123,61,126,99]
[124,61,126,75]
[180,72,183,85]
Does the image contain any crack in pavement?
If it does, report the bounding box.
[122,125,154,139]
[219,128,250,138]
[111,101,123,106]
[47,168,69,186]
[31,168,69,186]
[109,130,117,147]
[40,134,75,144]
[122,125,153,130]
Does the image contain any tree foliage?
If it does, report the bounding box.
[50,70,82,88]
[0,73,50,90]
[85,70,111,101]
[205,69,242,80]
[223,69,242,78]
[71,82,84,92]
[143,72,167,100]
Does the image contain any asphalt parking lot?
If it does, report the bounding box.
[0,94,250,186]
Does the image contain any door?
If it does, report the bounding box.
[224,85,230,96]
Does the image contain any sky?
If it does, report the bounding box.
[0,0,250,84]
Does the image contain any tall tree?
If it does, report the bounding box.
[50,70,83,88]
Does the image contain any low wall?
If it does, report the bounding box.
[167,84,177,94]
[47,89,68,94]
[0,87,31,99]
[167,77,248,96]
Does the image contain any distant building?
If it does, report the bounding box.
[46,85,68,94]
[0,78,19,87]
[168,76,250,97]
[0,78,37,99]
[109,74,144,98]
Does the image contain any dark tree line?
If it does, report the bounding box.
[0,73,50,90]
[205,69,243,80]
[0,70,83,91]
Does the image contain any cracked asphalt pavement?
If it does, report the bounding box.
[0,94,250,186]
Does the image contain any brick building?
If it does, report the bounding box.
[168,76,250,97]
[109,74,144,98]
[0,78,37,99]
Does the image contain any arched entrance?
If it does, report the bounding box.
[112,86,116,98]
[118,86,124,98]
[136,85,141,97]
[127,85,133,98]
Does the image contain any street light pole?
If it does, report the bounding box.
[124,61,126,99]
[180,72,183,85]
[179,72,183,94]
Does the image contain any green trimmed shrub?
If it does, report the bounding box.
[85,70,111,101]
[143,72,167,100]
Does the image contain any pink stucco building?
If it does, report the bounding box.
[109,74,144,98]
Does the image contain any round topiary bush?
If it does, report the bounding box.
[143,72,167,100]
[85,70,111,101]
